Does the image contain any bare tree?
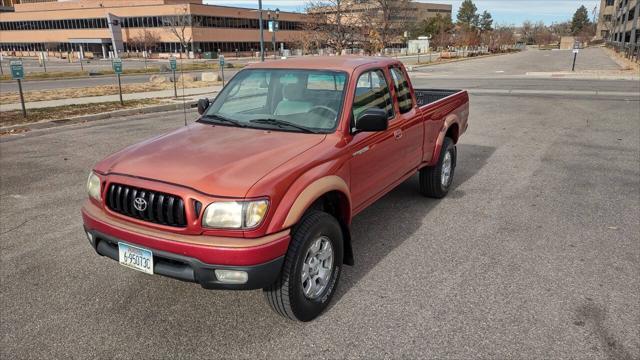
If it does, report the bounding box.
[454,27,481,48]
[521,20,534,44]
[493,25,516,50]
[129,29,161,67]
[550,21,572,37]
[365,0,414,51]
[166,7,197,58]
[291,20,325,55]
[576,25,596,45]
[533,24,556,46]
[306,0,360,55]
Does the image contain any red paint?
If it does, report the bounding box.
[83,57,468,267]
[82,208,290,266]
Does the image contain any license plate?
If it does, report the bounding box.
[118,242,154,275]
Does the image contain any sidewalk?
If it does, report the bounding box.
[0,86,221,111]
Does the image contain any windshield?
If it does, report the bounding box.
[203,69,348,133]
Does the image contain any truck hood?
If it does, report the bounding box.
[97,122,326,197]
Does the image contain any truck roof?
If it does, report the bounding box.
[245,56,400,72]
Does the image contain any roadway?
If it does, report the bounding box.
[1,47,639,359]
[2,48,636,94]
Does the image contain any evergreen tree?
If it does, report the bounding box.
[479,11,493,32]
[456,0,479,29]
[571,5,591,35]
[421,14,453,37]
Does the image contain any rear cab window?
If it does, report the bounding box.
[389,67,414,114]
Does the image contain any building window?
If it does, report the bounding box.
[628,8,635,20]
[603,14,612,21]
[606,0,614,5]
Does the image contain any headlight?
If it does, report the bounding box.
[202,200,268,229]
[86,171,101,201]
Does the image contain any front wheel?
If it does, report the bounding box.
[419,137,456,198]
[263,210,343,322]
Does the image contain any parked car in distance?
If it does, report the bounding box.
[82,57,469,321]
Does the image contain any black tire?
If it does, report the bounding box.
[263,210,344,322]
[419,137,456,198]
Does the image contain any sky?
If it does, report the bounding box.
[205,0,600,26]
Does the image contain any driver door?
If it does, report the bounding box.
[348,69,405,211]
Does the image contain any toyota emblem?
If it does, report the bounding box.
[133,197,147,211]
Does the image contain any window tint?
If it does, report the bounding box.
[352,70,394,120]
[390,67,414,113]
[218,71,269,114]
[205,69,347,132]
[307,73,346,90]
[279,73,300,85]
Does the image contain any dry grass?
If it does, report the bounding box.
[0,99,163,129]
[0,79,219,104]
[0,62,244,81]
[602,46,640,73]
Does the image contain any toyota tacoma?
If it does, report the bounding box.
[82,57,469,321]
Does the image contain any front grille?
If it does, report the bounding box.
[106,183,187,227]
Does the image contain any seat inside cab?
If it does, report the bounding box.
[274,83,313,115]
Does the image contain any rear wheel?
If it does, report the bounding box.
[263,210,343,322]
[419,137,456,198]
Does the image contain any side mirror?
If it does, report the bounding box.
[355,108,388,132]
[197,98,210,115]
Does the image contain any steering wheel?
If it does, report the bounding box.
[309,105,338,119]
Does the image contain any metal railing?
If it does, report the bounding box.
[606,41,640,62]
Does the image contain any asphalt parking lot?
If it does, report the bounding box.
[1,49,639,359]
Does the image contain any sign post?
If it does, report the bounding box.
[219,55,225,87]
[112,59,124,105]
[10,60,26,118]
[169,57,177,98]
[572,42,580,72]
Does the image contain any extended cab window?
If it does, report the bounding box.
[352,70,394,121]
[204,69,348,133]
[390,67,414,114]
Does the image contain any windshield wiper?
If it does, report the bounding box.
[201,114,246,128]
[250,118,319,134]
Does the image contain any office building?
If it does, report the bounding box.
[0,0,307,57]
[597,0,639,47]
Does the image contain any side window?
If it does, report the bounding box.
[352,70,394,121]
[390,67,414,114]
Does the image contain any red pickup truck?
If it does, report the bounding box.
[82,57,469,321]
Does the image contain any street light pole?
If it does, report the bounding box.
[259,0,265,62]
[268,8,280,59]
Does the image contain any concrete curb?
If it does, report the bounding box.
[0,101,197,133]
[524,71,639,81]
[468,88,640,98]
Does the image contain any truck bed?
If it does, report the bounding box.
[414,89,462,107]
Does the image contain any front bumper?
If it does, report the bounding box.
[82,200,290,290]
[87,229,284,290]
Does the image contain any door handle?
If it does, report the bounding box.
[393,129,403,140]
